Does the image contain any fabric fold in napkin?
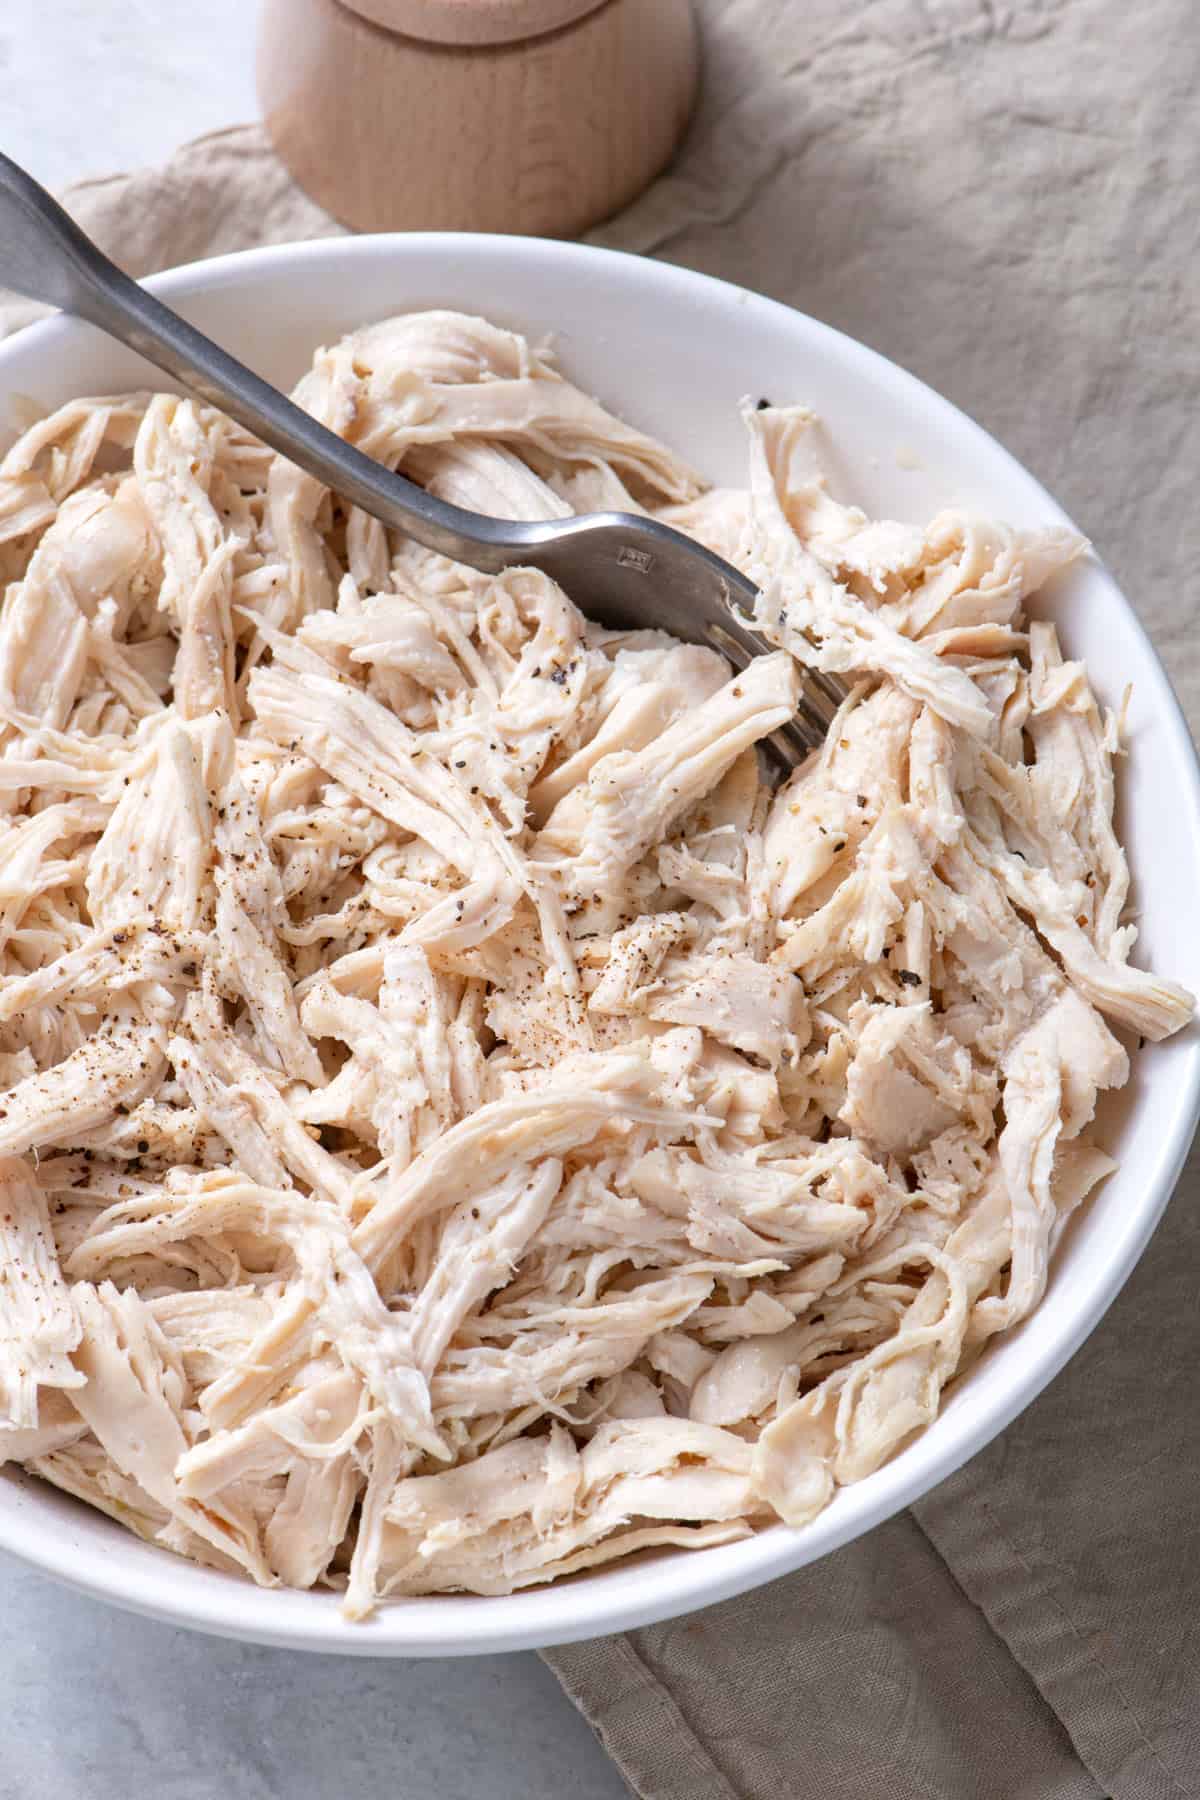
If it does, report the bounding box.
[3,3,1199,1795]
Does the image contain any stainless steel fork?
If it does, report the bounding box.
[0,151,844,763]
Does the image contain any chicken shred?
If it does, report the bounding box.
[0,311,1191,1617]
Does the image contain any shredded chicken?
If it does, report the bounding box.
[0,311,1191,1618]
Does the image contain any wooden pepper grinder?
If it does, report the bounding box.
[257,0,699,237]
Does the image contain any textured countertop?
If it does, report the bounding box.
[0,4,628,1796]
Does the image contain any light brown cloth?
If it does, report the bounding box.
[2,3,1198,1795]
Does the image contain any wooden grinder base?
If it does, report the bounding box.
[256,0,699,237]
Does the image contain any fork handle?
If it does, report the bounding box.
[0,151,515,568]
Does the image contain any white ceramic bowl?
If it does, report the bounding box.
[2,236,1198,1656]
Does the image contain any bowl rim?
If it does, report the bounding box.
[1,230,1198,1656]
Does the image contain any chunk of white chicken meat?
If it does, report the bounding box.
[0,1157,83,1428]
[536,653,800,901]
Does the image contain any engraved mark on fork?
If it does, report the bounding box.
[617,546,655,573]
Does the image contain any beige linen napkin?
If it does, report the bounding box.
[3,3,1198,1795]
